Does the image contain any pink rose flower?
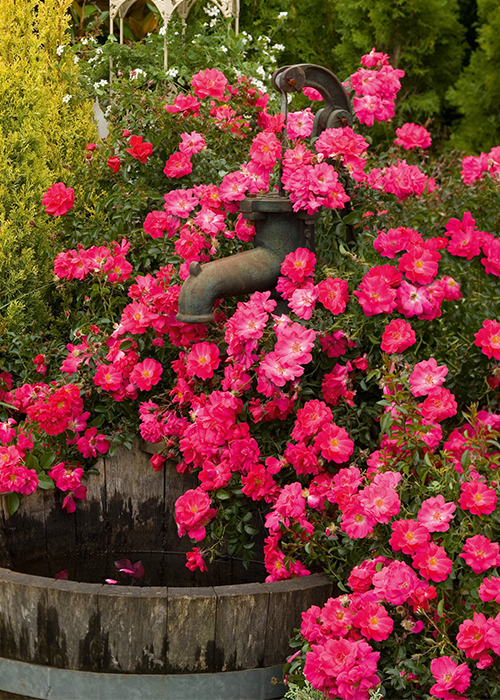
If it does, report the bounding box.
[42,182,75,216]
[186,547,208,572]
[381,319,416,353]
[409,358,448,396]
[459,535,500,574]
[317,278,349,315]
[314,423,354,464]
[394,123,432,150]
[430,656,471,697]
[417,495,456,532]
[130,358,163,391]
[475,319,500,360]
[191,68,228,100]
[412,542,453,582]
[163,151,192,179]
[175,487,217,541]
[459,480,498,516]
[185,342,221,380]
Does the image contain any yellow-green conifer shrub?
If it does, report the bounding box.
[0,0,97,347]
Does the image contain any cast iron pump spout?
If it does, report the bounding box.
[176,64,353,324]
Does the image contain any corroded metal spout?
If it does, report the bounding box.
[177,195,316,324]
[176,247,282,324]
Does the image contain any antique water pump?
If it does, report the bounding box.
[176,64,353,324]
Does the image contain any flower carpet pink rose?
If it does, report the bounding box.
[190,68,228,100]
[381,318,416,353]
[174,487,217,541]
[430,656,471,698]
[474,318,500,359]
[394,123,432,150]
[42,182,75,216]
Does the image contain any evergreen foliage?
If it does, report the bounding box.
[448,0,500,153]
[241,0,341,71]
[331,0,466,125]
[240,0,472,140]
[0,0,96,340]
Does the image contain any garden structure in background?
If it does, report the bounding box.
[0,4,500,698]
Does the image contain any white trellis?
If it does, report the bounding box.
[109,0,240,67]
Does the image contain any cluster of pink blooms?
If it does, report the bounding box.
[0,374,111,511]
[54,238,132,283]
[367,159,433,199]
[353,224,464,340]
[163,130,206,179]
[25,55,500,700]
[456,610,500,671]
[281,140,350,214]
[94,335,163,401]
[348,49,404,127]
[48,462,87,513]
[299,444,500,697]
[461,146,500,184]
[159,180,259,278]
[408,358,457,422]
[300,554,440,699]
[111,264,207,350]
[315,126,369,182]
[276,248,351,323]
[0,415,38,496]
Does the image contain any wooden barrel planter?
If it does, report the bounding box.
[0,440,333,700]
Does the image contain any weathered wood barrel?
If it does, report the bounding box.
[0,441,333,700]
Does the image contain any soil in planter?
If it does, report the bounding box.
[3,548,266,587]
[0,483,267,587]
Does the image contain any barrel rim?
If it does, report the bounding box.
[0,565,331,596]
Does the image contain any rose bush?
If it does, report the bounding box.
[1,38,500,699]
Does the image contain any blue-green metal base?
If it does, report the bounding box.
[0,658,285,700]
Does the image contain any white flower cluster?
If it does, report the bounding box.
[220,45,228,53]
[62,94,72,103]
[255,66,267,79]
[88,48,103,64]
[130,68,147,80]
[273,43,285,51]
[93,79,108,90]
[159,26,167,36]
[56,45,65,56]
[278,11,288,19]
[165,67,179,79]
[204,3,220,17]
